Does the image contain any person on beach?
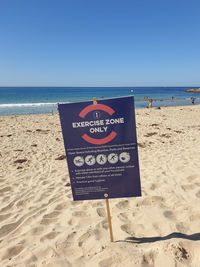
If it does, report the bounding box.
[190,97,195,105]
[149,99,153,108]
[172,96,174,101]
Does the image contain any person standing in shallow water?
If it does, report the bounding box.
[149,99,153,108]
[191,97,196,105]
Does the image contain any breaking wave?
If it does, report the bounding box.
[0,102,66,108]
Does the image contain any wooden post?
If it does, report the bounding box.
[105,198,114,242]
[93,97,114,242]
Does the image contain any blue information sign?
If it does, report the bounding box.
[58,96,141,201]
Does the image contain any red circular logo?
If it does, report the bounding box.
[79,104,117,145]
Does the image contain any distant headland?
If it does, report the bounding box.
[184,88,200,92]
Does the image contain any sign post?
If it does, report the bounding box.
[105,198,114,242]
[93,97,114,242]
[58,96,141,242]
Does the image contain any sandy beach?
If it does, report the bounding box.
[0,105,200,267]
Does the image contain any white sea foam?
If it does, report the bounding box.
[0,102,63,108]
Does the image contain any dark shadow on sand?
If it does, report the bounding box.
[116,232,200,244]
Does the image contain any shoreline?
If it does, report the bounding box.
[0,103,200,117]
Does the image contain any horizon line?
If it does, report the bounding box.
[0,85,200,88]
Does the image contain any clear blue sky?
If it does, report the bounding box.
[0,0,200,86]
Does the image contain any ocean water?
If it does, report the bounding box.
[0,87,199,116]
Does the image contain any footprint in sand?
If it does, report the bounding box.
[116,200,129,209]
[118,212,131,223]
[150,183,158,190]
[163,210,175,220]
[121,224,135,235]
[66,193,73,199]
[40,231,60,242]
[96,208,106,217]
[29,226,45,236]
[55,202,69,210]
[142,251,154,265]
[65,232,78,248]
[0,220,21,238]
[67,217,78,226]
[99,219,108,230]
[41,181,49,186]
[91,201,103,208]
[56,231,77,249]
[40,217,58,225]
[71,201,82,206]
[16,199,28,208]
[181,184,196,190]
[43,211,60,219]
[0,213,11,222]
[0,186,12,193]
[195,190,200,198]
[187,174,199,181]
[139,196,164,206]
[2,196,11,203]
[78,232,92,247]
[72,211,88,217]
[2,245,24,260]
